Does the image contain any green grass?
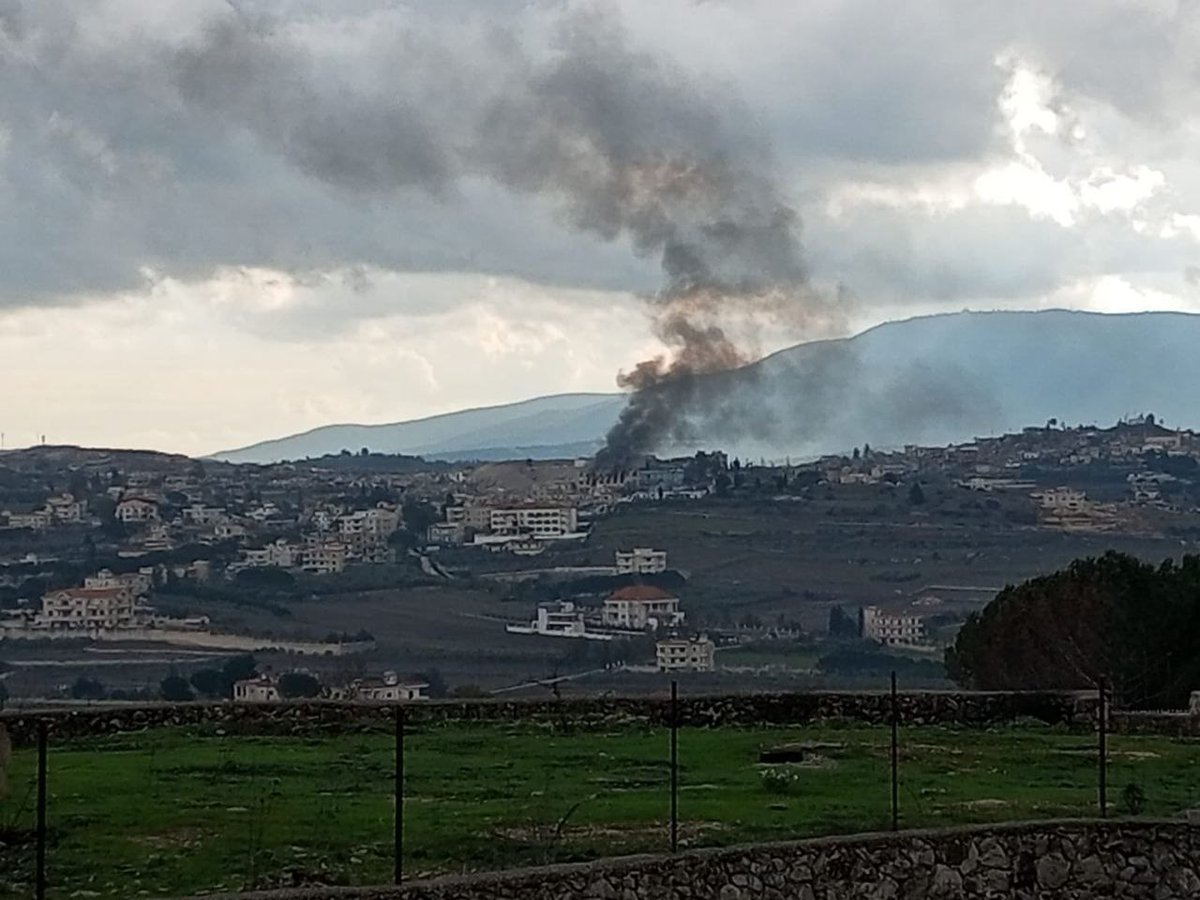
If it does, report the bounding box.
[3,722,1200,898]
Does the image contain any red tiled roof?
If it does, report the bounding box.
[610,585,676,601]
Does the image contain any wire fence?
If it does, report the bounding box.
[0,678,1169,900]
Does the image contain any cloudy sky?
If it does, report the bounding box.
[3,0,1200,454]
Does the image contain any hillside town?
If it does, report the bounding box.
[1,414,1199,702]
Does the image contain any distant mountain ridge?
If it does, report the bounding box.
[211,393,624,464]
[211,309,1200,464]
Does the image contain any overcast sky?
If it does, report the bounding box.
[4,0,1200,454]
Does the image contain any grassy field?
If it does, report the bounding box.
[3,721,1200,898]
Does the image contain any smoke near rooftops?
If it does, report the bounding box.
[170,8,836,462]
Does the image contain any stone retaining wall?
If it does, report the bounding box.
[186,819,1200,900]
[0,690,1092,746]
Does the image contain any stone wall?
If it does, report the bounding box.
[0,690,1092,746]
[187,819,1200,900]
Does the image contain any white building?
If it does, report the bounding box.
[233,675,281,703]
[242,538,299,569]
[39,587,137,630]
[602,586,685,631]
[115,497,160,523]
[615,548,668,574]
[300,540,348,575]
[489,506,579,538]
[351,672,429,702]
[656,635,715,672]
[861,606,926,647]
[45,494,87,524]
[181,504,227,526]
[5,509,51,529]
[535,601,587,637]
[1034,487,1087,512]
[84,567,154,597]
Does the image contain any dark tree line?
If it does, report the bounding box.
[947,551,1200,709]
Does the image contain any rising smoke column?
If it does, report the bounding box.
[172,8,823,464]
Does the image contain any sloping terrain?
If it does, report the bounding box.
[212,309,1200,463]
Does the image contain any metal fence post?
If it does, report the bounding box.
[36,720,48,900]
[670,680,679,854]
[395,705,405,884]
[890,671,899,832]
[1098,678,1108,818]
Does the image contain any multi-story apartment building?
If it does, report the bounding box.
[489,506,578,538]
[45,493,87,524]
[656,635,716,672]
[615,548,668,574]
[39,587,136,631]
[860,606,926,647]
[300,540,348,575]
[445,505,492,531]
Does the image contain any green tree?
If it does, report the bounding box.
[70,676,106,701]
[277,672,322,698]
[189,668,229,699]
[221,655,258,684]
[828,606,860,639]
[907,481,926,505]
[946,552,1200,709]
[0,680,8,710]
[160,674,194,702]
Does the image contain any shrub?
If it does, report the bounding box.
[1121,782,1147,816]
[760,767,800,796]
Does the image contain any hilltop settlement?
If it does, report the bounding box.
[1,414,1199,703]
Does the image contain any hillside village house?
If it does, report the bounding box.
[349,671,429,702]
[39,587,137,630]
[233,675,281,702]
[337,503,400,562]
[602,585,685,631]
[300,539,348,575]
[115,497,160,523]
[1034,487,1087,512]
[181,504,227,526]
[5,509,52,529]
[45,493,87,523]
[533,601,587,637]
[656,635,716,672]
[615,548,668,574]
[242,538,299,569]
[84,567,153,596]
[860,606,926,647]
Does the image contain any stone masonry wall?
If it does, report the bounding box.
[190,820,1200,900]
[0,690,1092,746]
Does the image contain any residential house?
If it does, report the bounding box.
[84,567,154,597]
[656,635,715,672]
[45,493,87,524]
[39,587,137,631]
[615,548,668,574]
[602,585,684,631]
[115,497,160,523]
[242,538,299,569]
[350,671,429,702]
[233,675,281,703]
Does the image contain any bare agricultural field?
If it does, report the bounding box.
[586,491,1193,630]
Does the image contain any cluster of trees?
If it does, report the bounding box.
[160,654,261,701]
[947,552,1200,709]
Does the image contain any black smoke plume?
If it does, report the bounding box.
[170,8,826,463]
